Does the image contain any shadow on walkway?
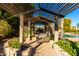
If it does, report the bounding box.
[17,37,48,56]
[17,44,30,56]
[17,42,43,56]
[30,42,43,56]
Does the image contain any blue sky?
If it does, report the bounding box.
[65,8,79,27]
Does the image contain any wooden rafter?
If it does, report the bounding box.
[31,16,53,25]
[0,3,40,19]
[0,3,79,20]
[0,3,34,17]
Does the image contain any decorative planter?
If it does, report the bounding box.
[4,40,19,56]
[4,40,32,56]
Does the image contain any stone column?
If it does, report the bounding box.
[49,23,54,34]
[27,19,31,41]
[31,24,34,35]
[54,15,58,42]
[60,18,64,38]
[33,25,35,34]
[45,25,47,33]
[19,14,24,44]
[46,25,48,35]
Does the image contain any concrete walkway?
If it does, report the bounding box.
[24,38,57,56]
[24,32,70,56]
[24,37,71,56]
[34,42,57,56]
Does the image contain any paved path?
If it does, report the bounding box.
[24,33,69,56]
[34,42,57,56]
[30,40,70,56]
[24,38,57,56]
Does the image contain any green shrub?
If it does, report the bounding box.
[74,42,79,55]
[9,37,21,49]
[57,39,77,56]
[0,20,12,38]
[75,42,79,48]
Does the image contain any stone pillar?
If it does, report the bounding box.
[27,19,31,41]
[45,25,47,33]
[19,15,24,44]
[46,25,48,34]
[50,23,54,34]
[31,24,34,35]
[33,25,35,34]
[54,15,58,42]
[60,18,64,38]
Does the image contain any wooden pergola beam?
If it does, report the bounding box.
[0,4,15,15]
[0,3,35,17]
[32,16,53,24]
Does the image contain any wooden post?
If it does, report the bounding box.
[19,15,24,44]
[54,15,58,42]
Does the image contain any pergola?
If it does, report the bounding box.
[0,3,79,43]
